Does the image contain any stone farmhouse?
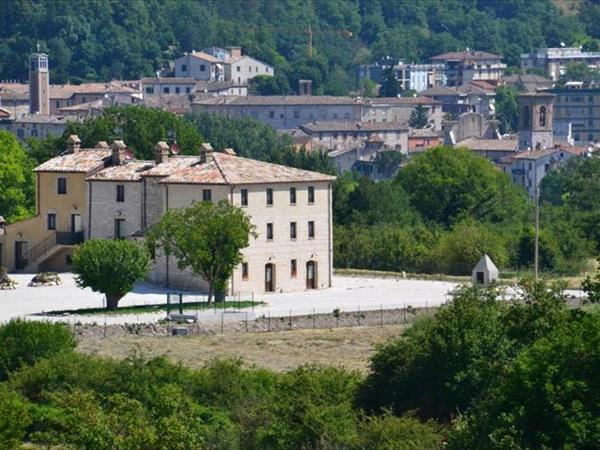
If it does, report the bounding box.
[0,137,335,296]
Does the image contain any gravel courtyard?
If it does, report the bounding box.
[1,273,458,324]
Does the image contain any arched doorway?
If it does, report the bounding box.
[306,261,317,289]
[265,263,275,292]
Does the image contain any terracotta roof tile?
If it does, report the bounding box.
[300,121,408,133]
[34,149,111,173]
[142,156,201,177]
[458,138,517,151]
[161,152,336,185]
[87,161,156,181]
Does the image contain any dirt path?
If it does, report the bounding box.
[77,324,407,373]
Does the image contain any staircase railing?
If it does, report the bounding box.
[26,232,57,267]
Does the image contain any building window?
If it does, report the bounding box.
[17,129,24,138]
[589,133,594,142]
[291,259,297,277]
[290,222,297,239]
[57,177,67,195]
[200,64,206,72]
[266,223,273,241]
[163,87,170,94]
[294,110,300,119]
[539,106,547,127]
[242,262,249,280]
[186,87,191,93]
[589,119,594,127]
[31,129,38,137]
[308,221,315,239]
[237,66,241,72]
[56,100,60,108]
[175,87,180,94]
[145,87,154,94]
[181,64,188,72]
[203,189,212,202]
[308,186,315,204]
[114,218,125,239]
[241,188,248,206]
[289,187,296,204]
[266,188,273,206]
[269,110,274,119]
[116,184,125,202]
[47,213,56,230]
[589,96,594,102]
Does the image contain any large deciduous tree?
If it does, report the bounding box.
[495,85,520,134]
[72,239,149,310]
[0,131,35,223]
[147,200,256,304]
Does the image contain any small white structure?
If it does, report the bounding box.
[472,254,499,286]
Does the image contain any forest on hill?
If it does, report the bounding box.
[2,0,600,94]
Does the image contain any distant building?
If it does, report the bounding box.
[444,112,500,145]
[457,137,517,163]
[359,60,446,92]
[472,254,499,286]
[517,92,555,151]
[192,95,442,131]
[430,51,506,87]
[408,129,442,152]
[29,51,50,115]
[502,73,554,93]
[299,121,409,153]
[0,113,80,140]
[548,83,600,145]
[419,82,495,118]
[328,135,398,180]
[520,47,600,81]
[174,46,273,85]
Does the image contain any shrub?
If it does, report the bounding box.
[0,384,32,449]
[0,319,75,381]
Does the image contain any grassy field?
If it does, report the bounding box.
[77,324,407,373]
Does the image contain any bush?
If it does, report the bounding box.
[354,412,443,450]
[0,384,31,449]
[0,319,75,381]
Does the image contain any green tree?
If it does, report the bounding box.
[408,104,431,129]
[447,311,600,449]
[396,146,529,226]
[0,384,32,449]
[379,67,399,98]
[583,258,600,303]
[249,74,291,95]
[494,85,520,134]
[147,200,256,304]
[0,131,35,223]
[72,239,150,310]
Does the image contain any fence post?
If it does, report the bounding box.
[268,310,271,332]
[289,309,292,330]
[380,304,383,327]
[220,313,224,333]
[103,318,107,339]
[403,302,406,323]
[245,311,248,333]
[313,308,316,329]
[357,305,361,326]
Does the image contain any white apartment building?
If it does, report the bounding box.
[431,51,506,86]
[521,47,600,81]
[85,142,335,295]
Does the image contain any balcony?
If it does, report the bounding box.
[56,231,84,245]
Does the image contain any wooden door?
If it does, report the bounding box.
[306,261,317,289]
[265,263,275,292]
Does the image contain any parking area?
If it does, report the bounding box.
[1,273,459,324]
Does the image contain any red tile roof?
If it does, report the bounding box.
[87,160,156,181]
[34,149,111,173]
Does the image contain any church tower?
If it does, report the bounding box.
[518,93,554,151]
[29,49,50,115]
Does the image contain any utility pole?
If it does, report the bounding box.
[307,24,313,59]
[534,169,539,281]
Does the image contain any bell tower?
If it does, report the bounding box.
[29,47,50,115]
[518,93,554,151]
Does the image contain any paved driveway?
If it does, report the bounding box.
[1,273,459,324]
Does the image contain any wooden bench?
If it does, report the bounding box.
[167,313,198,323]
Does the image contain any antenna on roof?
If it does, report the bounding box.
[125,148,134,160]
[170,143,180,155]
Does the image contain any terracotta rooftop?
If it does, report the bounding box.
[141,77,197,85]
[189,51,221,63]
[161,152,336,185]
[87,160,156,182]
[0,82,139,100]
[458,138,517,152]
[34,149,111,173]
[142,155,201,177]
[300,121,409,133]
[512,147,565,160]
[12,114,80,124]
[194,95,362,106]
[365,96,441,105]
[431,50,503,61]
[409,128,441,138]
[419,85,461,97]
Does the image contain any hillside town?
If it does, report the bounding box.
[3,1,600,449]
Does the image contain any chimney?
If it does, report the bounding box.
[66,134,81,153]
[154,141,169,164]
[111,140,127,166]
[96,141,110,149]
[227,46,242,59]
[200,143,214,163]
[223,148,236,156]
[298,79,313,96]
